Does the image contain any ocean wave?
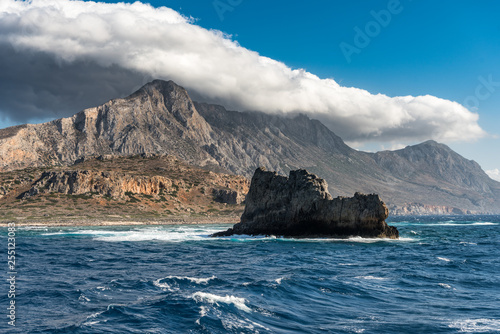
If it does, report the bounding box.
[191,292,252,313]
[154,275,216,292]
[41,226,224,242]
[449,318,500,332]
[95,227,221,242]
[81,310,107,327]
[39,226,418,243]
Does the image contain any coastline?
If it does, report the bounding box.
[0,216,239,227]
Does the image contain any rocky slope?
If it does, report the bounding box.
[373,141,500,214]
[0,79,499,214]
[0,80,217,171]
[0,154,249,222]
[213,168,398,238]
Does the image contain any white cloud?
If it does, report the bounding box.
[0,0,487,144]
[486,169,500,182]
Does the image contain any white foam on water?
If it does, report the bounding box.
[392,220,499,227]
[460,241,477,245]
[449,318,500,332]
[19,226,49,231]
[83,321,100,326]
[195,305,209,325]
[191,292,252,313]
[268,236,416,243]
[222,234,275,241]
[348,236,415,243]
[78,294,90,302]
[185,275,217,284]
[154,275,216,291]
[81,310,107,327]
[94,226,222,242]
[437,257,451,262]
[355,276,387,281]
[275,277,284,284]
[40,226,224,242]
[222,317,271,332]
[153,279,173,291]
[220,233,415,243]
[320,287,332,294]
[106,303,126,311]
[421,222,498,226]
[199,305,209,318]
[42,230,118,236]
[40,225,418,243]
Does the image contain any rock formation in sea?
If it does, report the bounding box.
[212,168,399,239]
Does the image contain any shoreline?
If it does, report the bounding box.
[0,216,239,227]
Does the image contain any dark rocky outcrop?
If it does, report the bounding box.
[212,168,399,239]
[212,188,245,205]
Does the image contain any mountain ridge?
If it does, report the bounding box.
[1,79,499,214]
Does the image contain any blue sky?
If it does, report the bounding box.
[0,0,499,177]
[147,0,500,169]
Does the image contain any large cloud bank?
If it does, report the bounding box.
[0,0,486,145]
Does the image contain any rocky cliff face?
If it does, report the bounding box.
[0,154,249,224]
[18,155,249,204]
[0,80,217,171]
[213,168,398,238]
[20,170,176,199]
[1,79,499,214]
[389,203,472,216]
[372,141,500,214]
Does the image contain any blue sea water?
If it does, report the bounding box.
[1,215,499,333]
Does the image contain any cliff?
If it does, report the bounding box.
[0,154,249,222]
[0,80,217,171]
[213,168,398,238]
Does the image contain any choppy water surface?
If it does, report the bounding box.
[1,215,499,333]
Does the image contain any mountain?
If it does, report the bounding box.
[1,79,499,214]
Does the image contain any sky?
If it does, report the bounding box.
[0,0,499,180]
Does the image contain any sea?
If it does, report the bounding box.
[1,215,499,333]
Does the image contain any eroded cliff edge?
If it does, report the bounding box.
[213,168,399,239]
